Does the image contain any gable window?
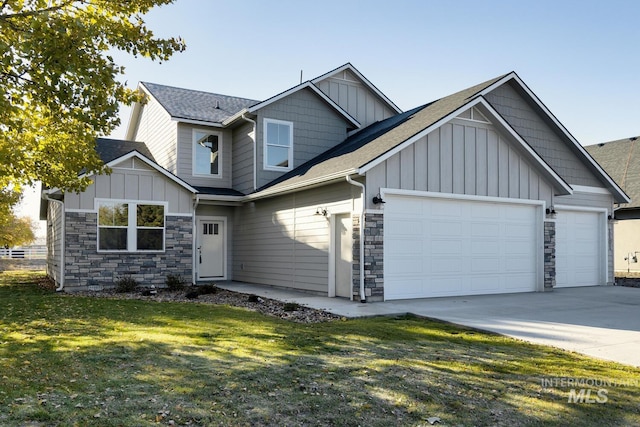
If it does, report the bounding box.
[264,118,293,171]
[193,130,221,176]
[98,200,165,252]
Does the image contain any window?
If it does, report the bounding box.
[193,130,221,176]
[98,201,165,252]
[264,118,293,171]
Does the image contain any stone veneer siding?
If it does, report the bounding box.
[64,212,193,292]
[352,213,384,302]
[544,220,556,290]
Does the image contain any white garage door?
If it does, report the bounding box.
[384,195,540,300]
[555,209,602,287]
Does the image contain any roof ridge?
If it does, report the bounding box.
[141,81,261,103]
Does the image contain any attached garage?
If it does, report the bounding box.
[555,208,606,287]
[384,192,543,300]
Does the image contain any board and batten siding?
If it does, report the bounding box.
[46,201,64,284]
[233,182,356,293]
[231,121,255,194]
[485,81,601,187]
[256,87,349,189]
[315,69,396,127]
[365,119,554,209]
[133,95,178,173]
[64,158,193,214]
[176,123,233,188]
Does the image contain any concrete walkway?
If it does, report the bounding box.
[218,282,640,367]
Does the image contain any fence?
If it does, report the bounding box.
[0,246,47,259]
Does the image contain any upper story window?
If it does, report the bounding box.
[193,129,221,177]
[264,118,293,171]
[97,200,165,252]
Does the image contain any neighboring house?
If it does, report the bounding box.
[585,137,640,273]
[42,63,629,301]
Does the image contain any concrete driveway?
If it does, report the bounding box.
[219,283,640,367]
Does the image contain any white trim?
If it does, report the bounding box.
[359,97,573,196]
[192,128,223,178]
[195,215,228,281]
[170,117,224,127]
[95,199,168,253]
[554,205,609,286]
[65,207,192,217]
[571,185,611,195]
[311,63,403,114]
[263,118,294,172]
[65,208,96,213]
[249,82,361,129]
[476,72,629,204]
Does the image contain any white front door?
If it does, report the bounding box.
[334,213,353,298]
[197,219,225,279]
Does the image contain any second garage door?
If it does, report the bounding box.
[384,194,540,300]
[555,209,603,288]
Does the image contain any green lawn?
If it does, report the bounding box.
[1,271,639,426]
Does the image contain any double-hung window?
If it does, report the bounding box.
[193,130,221,176]
[98,200,165,252]
[264,118,293,171]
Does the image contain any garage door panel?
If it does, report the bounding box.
[384,194,539,300]
[386,219,423,236]
[555,210,602,288]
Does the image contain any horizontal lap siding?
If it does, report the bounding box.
[366,119,554,207]
[485,82,601,187]
[233,182,354,293]
[46,202,63,284]
[177,123,233,188]
[232,121,255,194]
[134,96,177,173]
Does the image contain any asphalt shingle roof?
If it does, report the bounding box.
[258,73,508,194]
[141,82,260,124]
[95,138,156,164]
[585,137,640,209]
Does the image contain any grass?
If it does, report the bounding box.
[1,271,640,426]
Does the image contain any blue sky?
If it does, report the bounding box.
[109,0,640,145]
[19,0,640,236]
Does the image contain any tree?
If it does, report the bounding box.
[0,213,36,247]
[0,0,185,204]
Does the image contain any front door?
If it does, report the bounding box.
[334,213,353,298]
[197,219,225,279]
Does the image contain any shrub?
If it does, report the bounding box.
[115,275,137,293]
[198,284,217,295]
[283,302,299,312]
[247,294,260,303]
[165,274,185,291]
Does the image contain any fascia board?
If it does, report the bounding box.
[311,63,403,114]
[358,97,573,195]
[479,73,630,203]
[247,82,361,129]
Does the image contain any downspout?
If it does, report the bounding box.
[346,175,366,303]
[241,113,258,192]
[192,194,200,284]
[42,193,65,292]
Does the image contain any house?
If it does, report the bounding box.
[585,137,640,274]
[42,63,629,301]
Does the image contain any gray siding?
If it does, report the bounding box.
[315,69,396,127]
[176,123,233,188]
[365,119,554,209]
[133,95,177,173]
[46,201,63,283]
[65,158,193,214]
[256,88,349,189]
[485,81,601,187]
[233,182,355,293]
[232,121,255,194]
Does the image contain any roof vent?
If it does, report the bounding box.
[631,137,638,141]
[215,100,220,109]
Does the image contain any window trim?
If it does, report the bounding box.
[96,199,167,253]
[263,118,293,172]
[192,128,223,178]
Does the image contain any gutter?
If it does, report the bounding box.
[241,114,258,191]
[345,175,366,303]
[42,193,65,292]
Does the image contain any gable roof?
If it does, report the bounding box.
[95,137,156,164]
[585,137,638,209]
[139,82,260,126]
[254,73,572,197]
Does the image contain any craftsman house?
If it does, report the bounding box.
[42,64,628,301]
